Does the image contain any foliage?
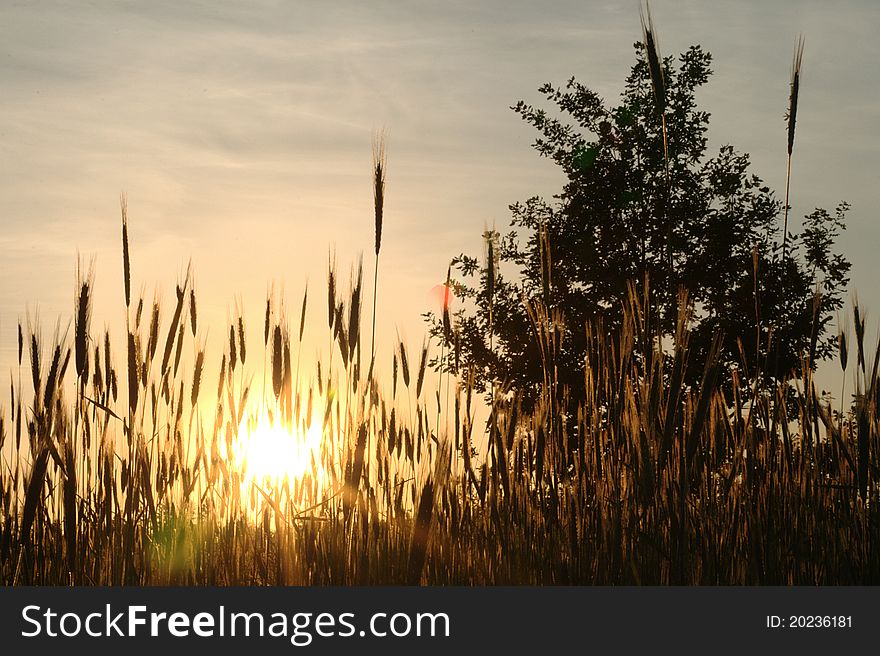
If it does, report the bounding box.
[432,45,850,409]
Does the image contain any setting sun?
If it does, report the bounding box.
[233,411,325,488]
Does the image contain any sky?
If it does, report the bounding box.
[1,0,879,401]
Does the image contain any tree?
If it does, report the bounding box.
[430,44,850,411]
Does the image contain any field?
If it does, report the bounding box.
[0,192,877,586]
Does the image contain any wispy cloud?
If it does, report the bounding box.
[1,0,878,381]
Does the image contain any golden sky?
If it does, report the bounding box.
[2,0,879,396]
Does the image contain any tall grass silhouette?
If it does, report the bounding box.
[1,186,877,584]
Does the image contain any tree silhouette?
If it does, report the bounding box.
[430,44,850,411]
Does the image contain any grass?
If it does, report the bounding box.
[1,207,877,584]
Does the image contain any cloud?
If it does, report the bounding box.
[1,1,879,389]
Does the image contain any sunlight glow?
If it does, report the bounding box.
[233,411,324,488]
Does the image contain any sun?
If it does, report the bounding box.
[232,410,324,488]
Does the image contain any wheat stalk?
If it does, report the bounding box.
[75,258,94,384]
[370,130,387,372]
[782,36,805,263]
[640,2,667,160]
[121,194,131,310]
